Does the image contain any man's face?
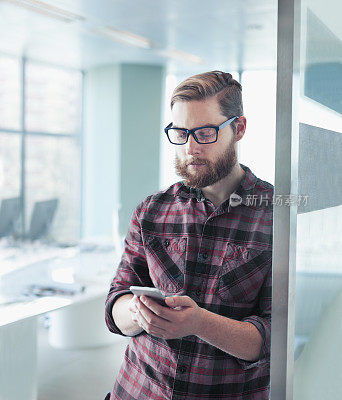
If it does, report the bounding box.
[172,97,238,189]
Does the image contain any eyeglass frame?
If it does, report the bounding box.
[164,116,239,145]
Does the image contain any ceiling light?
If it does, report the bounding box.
[3,0,85,23]
[93,27,156,50]
[158,48,204,64]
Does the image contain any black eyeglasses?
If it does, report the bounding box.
[164,116,238,145]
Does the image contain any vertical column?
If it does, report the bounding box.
[119,64,164,235]
[270,0,301,399]
[82,64,164,242]
[82,65,121,239]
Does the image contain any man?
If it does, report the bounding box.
[105,71,273,400]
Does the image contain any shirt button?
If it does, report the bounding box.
[195,289,201,297]
[178,365,187,373]
[164,239,170,248]
[202,253,208,260]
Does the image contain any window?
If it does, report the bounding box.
[241,69,276,185]
[25,62,82,134]
[0,133,21,198]
[25,135,81,242]
[0,54,82,243]
[0,56,21,131]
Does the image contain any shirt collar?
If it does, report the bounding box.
[174,163,258,207]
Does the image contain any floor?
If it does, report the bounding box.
[37,317,129,400]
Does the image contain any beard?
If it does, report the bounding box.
[175,139,238,189]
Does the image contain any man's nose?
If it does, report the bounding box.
[185,133,201,155]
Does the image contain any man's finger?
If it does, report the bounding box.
[139,296,174,321]
[136,307,167,336]
[138,299,171,327]
[140,296,189,323]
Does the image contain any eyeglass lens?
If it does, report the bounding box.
[167,127,217,144]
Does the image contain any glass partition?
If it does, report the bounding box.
[293,0,342,399]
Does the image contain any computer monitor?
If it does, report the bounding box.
[0,197,21,238]
[28,199,59,240]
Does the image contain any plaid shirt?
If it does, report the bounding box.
[105,163,273,400]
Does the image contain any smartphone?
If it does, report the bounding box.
[130,286,167,306]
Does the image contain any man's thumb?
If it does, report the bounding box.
[165,296,189,307]
[165,296,177,307]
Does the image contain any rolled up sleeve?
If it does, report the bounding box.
[237,258,272,370]
[105,200,154,336]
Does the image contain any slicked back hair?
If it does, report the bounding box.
[170,71,243,134]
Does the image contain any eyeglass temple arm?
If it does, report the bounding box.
[219,116,238,130]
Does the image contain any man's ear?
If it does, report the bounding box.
[235,117,246,139]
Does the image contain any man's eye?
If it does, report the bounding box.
[175,130,187,138]
[196,128,216,137]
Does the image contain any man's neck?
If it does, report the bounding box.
[201,164,245,208]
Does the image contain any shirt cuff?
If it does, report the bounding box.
[235,316,271,370]
[105,289,133,336]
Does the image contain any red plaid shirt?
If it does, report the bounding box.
[105,163,273,400]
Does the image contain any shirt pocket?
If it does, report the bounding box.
[217,244,271,305]
[145,235,187,294]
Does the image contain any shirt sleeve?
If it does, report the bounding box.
[236,256,272,370]
[104,200,154,336]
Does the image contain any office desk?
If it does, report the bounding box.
[0,247,119,400]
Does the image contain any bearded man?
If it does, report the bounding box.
[105,71,273,400]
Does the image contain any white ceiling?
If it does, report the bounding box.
[0,0,278,73]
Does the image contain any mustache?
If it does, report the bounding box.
[184,158,210,166]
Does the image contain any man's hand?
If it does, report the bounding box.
[128,294,263,361]
[112,294,143,336]
[129,294,204,339]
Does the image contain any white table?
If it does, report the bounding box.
[0,246,120,400]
